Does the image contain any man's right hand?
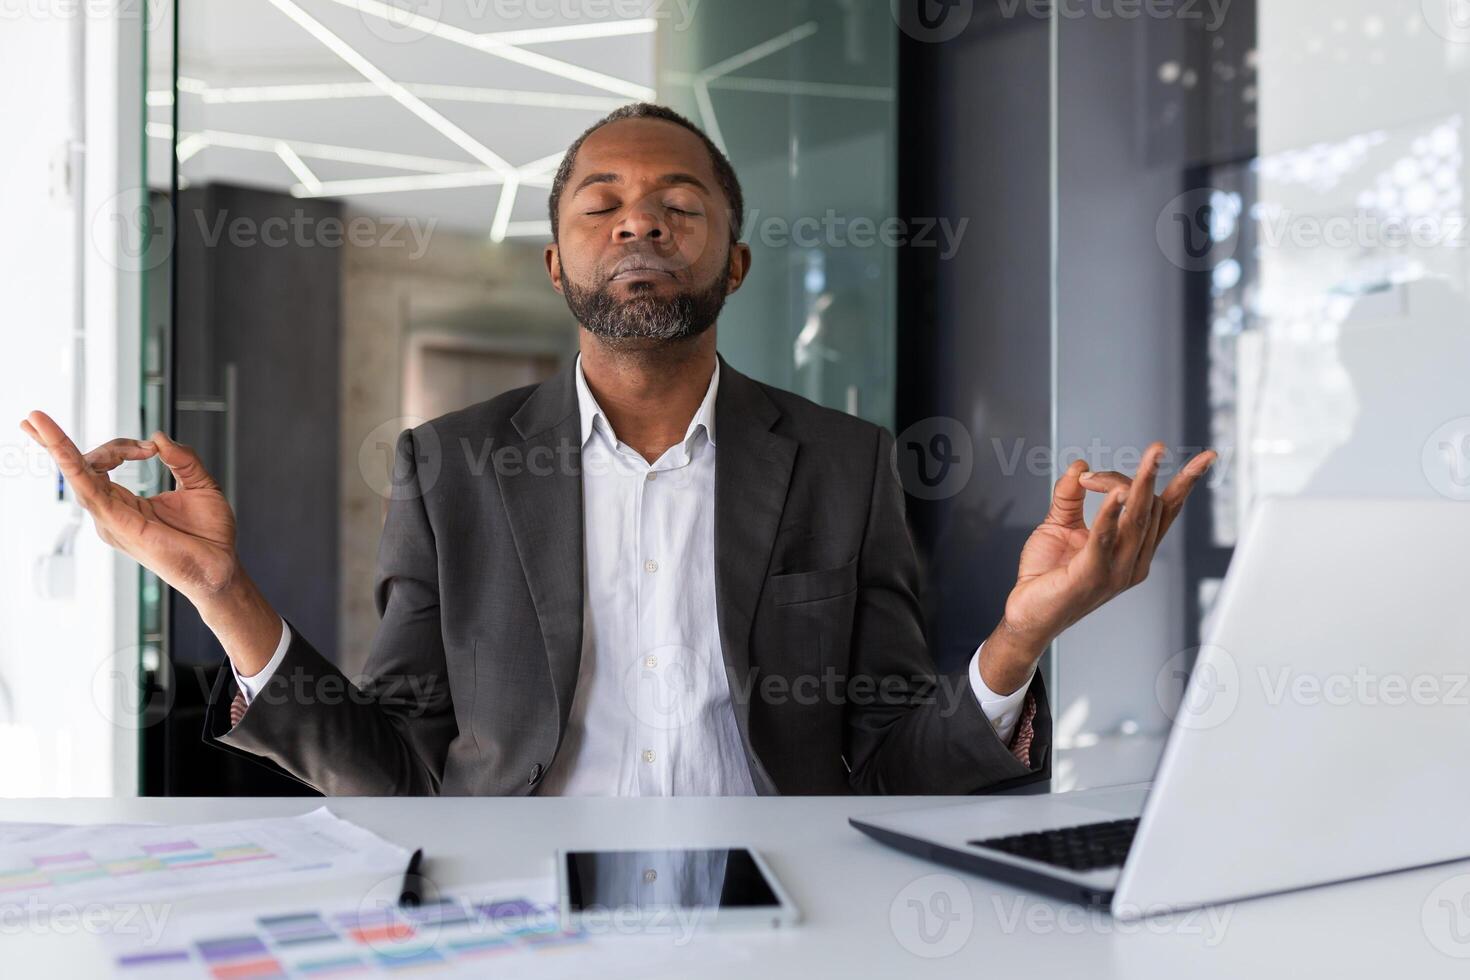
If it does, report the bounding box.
[21,410,282,676]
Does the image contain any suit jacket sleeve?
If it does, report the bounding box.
[844,427,1052,794]
[203,428,455,795]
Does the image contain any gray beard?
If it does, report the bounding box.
[563,270,729,346]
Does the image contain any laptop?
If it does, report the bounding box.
[852,497,1470,918]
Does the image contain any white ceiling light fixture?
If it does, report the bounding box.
[475,18,657,46]
[325,0,656,101]
[517,149,566,176]
[263,0,518,178]
[291,169,507,199]
[149,76,209,107]
[676,74,894,102]
[275,141,324,196]
[149,4,653,236]
[148,132,563,202]
[183,79,628,112]
[501,220,553,238]
[289,150,564,201]
[489,174,521,243]
[150,123,487,175]
[176,132,210,163]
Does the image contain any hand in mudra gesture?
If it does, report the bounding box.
[1006,443,1217,638]
[980,442,1217,695]
[22,411,240,606]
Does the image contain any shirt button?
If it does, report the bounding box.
[644,559,659,573]
[646,471,657,482]
[644,655,658,669]
[644,869,658,883]
[642,749,656,764]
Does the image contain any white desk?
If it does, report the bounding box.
[3,795,1465,978]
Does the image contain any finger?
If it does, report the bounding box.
[23,411,109,509]
[1130,496,1166,587]
[1079,489,1127,581]
[84,437,158,473]
[24,411,88,477]
[1158,449,1218,539]
[1044,459,1090,528]
[1102,444,1165,586]
[1123,443,1165,538]
[152,430,220,492]
[1077,470,1131,494]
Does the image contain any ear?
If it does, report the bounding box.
[544,241,563,294]
[724,241,753,296]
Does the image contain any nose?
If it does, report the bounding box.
[615,203,668,243]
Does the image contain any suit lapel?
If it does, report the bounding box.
[497,362,584,737]
[713,357,797,740]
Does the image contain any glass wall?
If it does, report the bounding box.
[1053,0,1470,772]
[141,0,899,793]
[658,0,899,428]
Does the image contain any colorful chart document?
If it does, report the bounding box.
[0,808,410,909]
[106,876,733,979]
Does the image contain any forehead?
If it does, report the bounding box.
[569,117,719,188]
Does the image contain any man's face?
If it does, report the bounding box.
[545,118,751,347]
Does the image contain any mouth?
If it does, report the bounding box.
[607,257,680,282]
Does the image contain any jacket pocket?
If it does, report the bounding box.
[769,558,859,606]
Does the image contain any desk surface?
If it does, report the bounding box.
[3,794,1464,978]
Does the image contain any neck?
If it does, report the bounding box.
[578,329,718,463]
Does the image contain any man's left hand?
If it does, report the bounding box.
[978,443,1217,695]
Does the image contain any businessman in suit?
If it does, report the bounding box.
[23,104,1213,797]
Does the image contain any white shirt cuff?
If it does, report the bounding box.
[232,618,291,705]
[968,642,1035,745]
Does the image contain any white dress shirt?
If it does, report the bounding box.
[235,356,1033,793]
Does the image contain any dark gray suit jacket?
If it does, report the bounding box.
[205,356,1051,795]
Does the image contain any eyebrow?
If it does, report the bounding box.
[572,172,713,196]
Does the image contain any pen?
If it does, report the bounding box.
[398,848,425,908]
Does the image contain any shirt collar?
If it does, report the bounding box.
[574,354,720,452]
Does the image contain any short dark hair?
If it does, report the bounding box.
[547,103,745,243]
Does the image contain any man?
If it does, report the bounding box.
[22,104,1213,797]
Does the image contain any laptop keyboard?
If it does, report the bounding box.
[969,817,1140,872]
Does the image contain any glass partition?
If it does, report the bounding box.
[142,0,898,794]
[658,0,899,428]
[1052,0,1470,776]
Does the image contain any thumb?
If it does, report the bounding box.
[151,430,220,491]
[1045,459,1089,527]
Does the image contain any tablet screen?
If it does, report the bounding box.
[563,848,782,912]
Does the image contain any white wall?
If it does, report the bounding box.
[0,8,142,796]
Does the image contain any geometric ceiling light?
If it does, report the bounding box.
[329,0,655,100]
[264,0,518,177]
[172,80,629,112]
[475,18,657,46]
[292,169,507,198]
[274,140,323,195]
[490,173,521,242]
[150,121,498,174]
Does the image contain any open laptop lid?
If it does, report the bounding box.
[1113,498,1470,918]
